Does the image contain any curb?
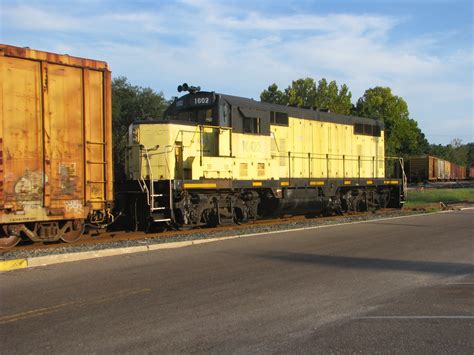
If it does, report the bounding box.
[0,258,28,272]
[0,235,244,272]
[1,208,470,272]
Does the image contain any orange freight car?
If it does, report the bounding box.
[0,44,113,248]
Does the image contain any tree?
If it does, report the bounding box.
[285,78,318,108]
[260,83,287,105]
[260,77,352,114]
[428,140,473,166]
[354,87,428,157]
[112,76,168,180]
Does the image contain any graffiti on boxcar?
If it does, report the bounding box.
[64,199,83,212]
[13,170,44,202]
[58,162,77,194]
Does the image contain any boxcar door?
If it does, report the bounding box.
[0,56,44,211]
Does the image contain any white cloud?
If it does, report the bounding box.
[1,0,472,144]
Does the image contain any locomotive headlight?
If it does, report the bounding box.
[131,127,140,144]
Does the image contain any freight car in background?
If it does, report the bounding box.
[121,84,407,231]
[405,155,467,183]
[0,44,114,248]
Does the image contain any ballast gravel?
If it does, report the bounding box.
[0,210,429,261]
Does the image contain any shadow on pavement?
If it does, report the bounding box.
[258,252,474,276]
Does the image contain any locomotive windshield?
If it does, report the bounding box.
[165,107,214,124]
[163,91,218,125]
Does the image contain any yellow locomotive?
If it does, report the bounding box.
[124,84,406,230]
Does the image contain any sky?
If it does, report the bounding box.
[1,0,473,145]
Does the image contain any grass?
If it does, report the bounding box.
[405,188,474,208]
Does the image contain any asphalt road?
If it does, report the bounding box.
[1,209,473,353]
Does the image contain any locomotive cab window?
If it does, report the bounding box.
[167,107,216,125]
[243,116,260,134]
[237,107,270,135]
[197,108,214,124]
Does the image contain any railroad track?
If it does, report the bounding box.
[2,209,418,256]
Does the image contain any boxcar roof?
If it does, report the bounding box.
[0,44,109,71]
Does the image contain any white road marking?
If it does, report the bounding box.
[356,316,474,319]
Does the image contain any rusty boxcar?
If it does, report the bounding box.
[405,155,435,182]
[0,44,113,248]
[405,155,470,182]
[450,163,466,180]
[405,155,446,182]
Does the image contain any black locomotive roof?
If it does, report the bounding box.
[218,92,384,128]
[140,91,383,129]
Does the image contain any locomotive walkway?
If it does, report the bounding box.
[1,209,473,353]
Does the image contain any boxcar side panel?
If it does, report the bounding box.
[45,64,85,215]
[0,56,43,210]
[445,161,451,181]
[428,156,434,181]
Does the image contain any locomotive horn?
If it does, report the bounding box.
[177,83,201,94]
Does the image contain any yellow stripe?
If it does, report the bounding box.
[0,288,151,324]
[252,182,262,187]
[280,181,289,187]
[183,183,217,189]
[383,180,399,184]
[344,180,351,185]
[0,259,28,272]
[366,180,373,185]
[309,181,325,186]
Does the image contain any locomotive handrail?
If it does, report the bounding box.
[174,127,201,148]
[270,132,281,152]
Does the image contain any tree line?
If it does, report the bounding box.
[111,76,473,177]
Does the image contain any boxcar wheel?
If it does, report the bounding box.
[61,219,85,243]
[0,235,21,249]
[0,225,23,249]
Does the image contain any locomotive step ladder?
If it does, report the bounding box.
[150,185,173,223]
[139,145,174,223]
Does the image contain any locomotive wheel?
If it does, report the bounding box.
[0,225,23,249]
[61,219,85,243]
